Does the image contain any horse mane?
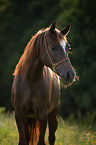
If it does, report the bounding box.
[13,30,45,76]
[13,28,64,76]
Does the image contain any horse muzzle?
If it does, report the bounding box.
[59,69,75,85]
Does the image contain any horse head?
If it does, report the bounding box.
[40,21,76,85]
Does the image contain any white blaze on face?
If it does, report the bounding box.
[60,39,66,54]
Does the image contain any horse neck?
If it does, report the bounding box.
[26,58,44,82]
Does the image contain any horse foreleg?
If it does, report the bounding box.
[15,110,28,145]
[48,105,59,145]
[37,109,48,145]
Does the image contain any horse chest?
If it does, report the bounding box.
[32,74,60,113]
[33,81,51,107]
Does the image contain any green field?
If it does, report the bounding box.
[0,108,96,145]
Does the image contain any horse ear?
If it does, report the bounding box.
[49,21,57,33]
[60,23,71,36]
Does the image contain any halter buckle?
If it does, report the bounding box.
[53,64,56,72]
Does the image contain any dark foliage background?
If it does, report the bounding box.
[0,0,96,118]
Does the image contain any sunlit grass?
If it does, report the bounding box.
[55,118,96,145]
[0,108,18,145]
[0,107,96,145]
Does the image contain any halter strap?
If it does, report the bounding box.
[44,36,69,72]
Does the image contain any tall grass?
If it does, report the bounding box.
[0,108,96,145]
[0,108,18,145]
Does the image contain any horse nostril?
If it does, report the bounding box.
[67,71,70,79]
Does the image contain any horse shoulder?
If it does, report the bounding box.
[46,67,61,113]
[47,67,60,90]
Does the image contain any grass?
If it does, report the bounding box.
[0,107,96,145]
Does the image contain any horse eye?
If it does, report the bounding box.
[51,47,56,50]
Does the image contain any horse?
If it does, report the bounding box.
[11,21,76,145]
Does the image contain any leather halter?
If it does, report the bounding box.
[44,36,69,72]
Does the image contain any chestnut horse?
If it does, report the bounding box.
[11,21,75,145]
